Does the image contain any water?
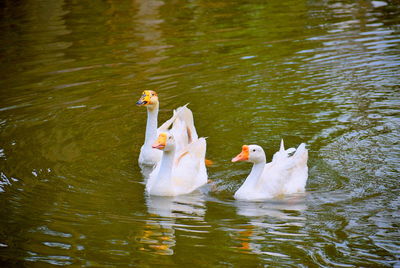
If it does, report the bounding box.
[0,0,399,266]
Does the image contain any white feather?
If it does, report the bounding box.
[234,141,309,201]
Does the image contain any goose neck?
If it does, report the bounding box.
[158,148,175,182]
[246,161,265,186]
[144,104,159,145]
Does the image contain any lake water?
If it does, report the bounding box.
[0,0,399,266]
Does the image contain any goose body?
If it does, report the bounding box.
[232,140,308,201]
[146,132,207,196]
[136,90,197,168]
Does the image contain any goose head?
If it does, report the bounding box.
[152,132,175,152]
[136,90,159,108]
[232,145,266,163]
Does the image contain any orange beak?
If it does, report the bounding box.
[152,133,167,150]
[136,91,151,106]
[232,145,249,162]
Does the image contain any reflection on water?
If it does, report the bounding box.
[0,0,399,266]
[139,219,176,256]
[145,192,206,219]
[234,195,307,219]
[232,197,307,257]
[140,192,206,255]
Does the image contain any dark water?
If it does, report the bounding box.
[0,0,399,266]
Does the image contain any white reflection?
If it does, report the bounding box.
[235,194,307,219]
[139,192,206,255]
[233,195,307,256]
[146,192,206,219]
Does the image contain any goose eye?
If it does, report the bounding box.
[252,149,256,152]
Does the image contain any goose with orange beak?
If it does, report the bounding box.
[146,132,208,196]
[232,140,309,201]
[136,90,199,170]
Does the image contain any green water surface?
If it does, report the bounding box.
[0,0,399,266]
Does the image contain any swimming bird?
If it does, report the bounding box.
[146,132,207,196]
[136,90,197,169]
[231,140,308,200]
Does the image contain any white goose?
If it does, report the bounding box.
[146,131,207,196]
[136,90,197,168]
[232,140,308,201]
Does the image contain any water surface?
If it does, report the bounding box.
[1,0,399,266]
